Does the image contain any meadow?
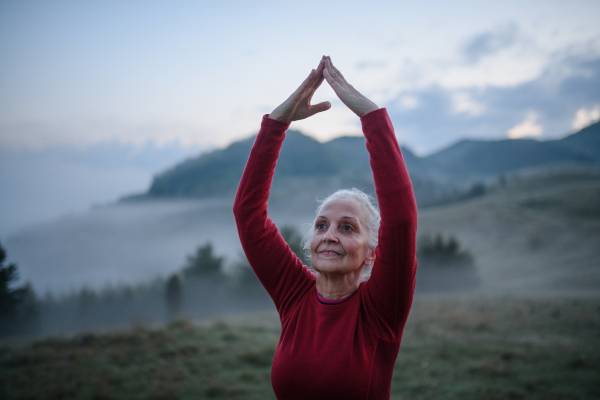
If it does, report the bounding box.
[1,294,599,400]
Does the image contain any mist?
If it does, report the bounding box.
[0,141,202,238]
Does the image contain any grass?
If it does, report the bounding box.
[1,295,599,400]
[0,319,280,400]
[393,295,600,400]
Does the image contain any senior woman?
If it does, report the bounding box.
[233,56,417,399]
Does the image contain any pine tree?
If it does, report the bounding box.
[0,242,27,318]
[0,241,39,336]
[183,243,224,277]
[165,274,183,318]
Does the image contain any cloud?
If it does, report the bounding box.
[463,24,518,64]
[384,54,600,154]
[397,95,419,110]
[571,104,600,131]
[451,92,485,116]
[0,118,212,151]
[507,111,543,139]
[355,60,387,70]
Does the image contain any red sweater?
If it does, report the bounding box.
[233,108,418,400]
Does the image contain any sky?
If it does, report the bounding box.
[1,0,599,237]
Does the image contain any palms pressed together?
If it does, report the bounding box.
[269,56,379,123]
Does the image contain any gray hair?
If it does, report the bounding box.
[302,188,380,281]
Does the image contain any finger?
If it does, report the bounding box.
[325,58,345,86]
[311,60,325,89]
[323,65,343,89]
[323,66,335,85]
[324,57,336,78]
[308,101,331,117]
[328,57,347,83]
[294,69,317,96]
[324,60,335,83]
[302,64,326,101]
[328,56,341,74]
[304,65,324,93]
[305,69,317,86]
[312,69,326,91]
[305,77,324,107]
[311,58,325,79]
[315,57,326,77]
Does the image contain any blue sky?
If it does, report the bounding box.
[1,0,599,236]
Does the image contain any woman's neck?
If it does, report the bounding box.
[315,270,363,300]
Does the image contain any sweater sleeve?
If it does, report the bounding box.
[360,108,418,342]
[233,115,316,321]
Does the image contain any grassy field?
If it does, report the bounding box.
[1,294,599,400]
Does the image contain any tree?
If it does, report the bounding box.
[165,274,183,318]
[183,243,224,277]
[0,242,39,336]
[415,233,479,293]
[0,242,27,318]
[417,233,474,267]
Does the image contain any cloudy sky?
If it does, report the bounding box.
[1,0,599,236]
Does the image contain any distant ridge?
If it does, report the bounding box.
[427,138,592,177]
[136,121,600,206]
[427,121,600,178]
[559,121,600,161]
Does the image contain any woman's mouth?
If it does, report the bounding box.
[319,250,340,256]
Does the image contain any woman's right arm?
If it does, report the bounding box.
[233,58,331,320]
[233,116,315,320]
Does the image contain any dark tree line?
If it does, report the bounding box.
[415,233,479,293]
[0,242,39,336]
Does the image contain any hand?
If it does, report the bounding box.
[269,57,331,123]
[323,56,379,117]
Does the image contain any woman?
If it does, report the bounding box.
[233,56,417,399]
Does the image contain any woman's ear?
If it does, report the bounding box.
[365,248,376,266]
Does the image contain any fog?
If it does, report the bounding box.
[0,142,201,238]
[2,168,599,338]
[4,197,314,295]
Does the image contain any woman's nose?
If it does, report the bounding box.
[322,227,338,242]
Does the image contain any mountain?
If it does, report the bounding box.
[147,130,419,198]
[558,121,600,162]
[425,138,592,178]
[138,121,600,205]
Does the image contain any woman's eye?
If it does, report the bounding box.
[316,223,326,230]
[342,225,354,232]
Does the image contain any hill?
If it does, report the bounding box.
[418,169,600,292]
[137,121,600,206]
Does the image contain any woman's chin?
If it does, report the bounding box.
[313,263,339,274]
[313,262,355,276]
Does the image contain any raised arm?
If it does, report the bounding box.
[361,109,418,340]
[233,58,330,320]
[323,57,418,340]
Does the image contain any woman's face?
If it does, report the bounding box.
[310,197,375,276]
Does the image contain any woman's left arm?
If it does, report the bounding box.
[324,57,418,341]
[361,109,418,341]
